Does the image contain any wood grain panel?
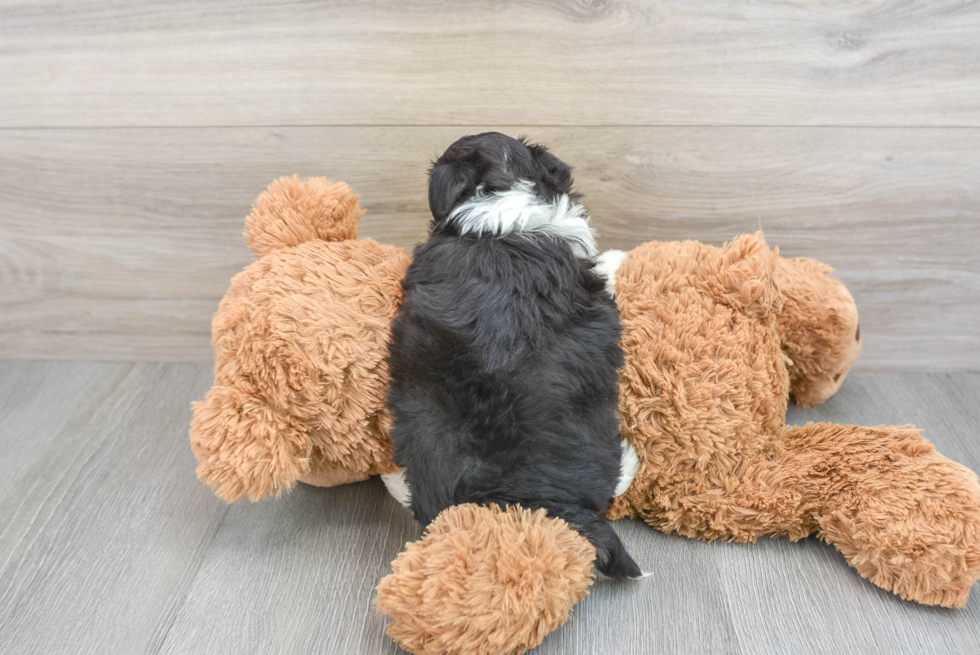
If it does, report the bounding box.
[539,520,740,655]
[1,126,976,368]
[2,0,980,127]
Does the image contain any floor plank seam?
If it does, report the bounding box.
[150,503,230,655]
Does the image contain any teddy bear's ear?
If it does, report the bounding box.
[703,232,780,320]
[243,176,364,257]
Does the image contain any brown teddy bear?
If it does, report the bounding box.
[190,177,980,655]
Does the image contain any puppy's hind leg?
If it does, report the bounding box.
[615,440,640,497]
[381,469,412,509]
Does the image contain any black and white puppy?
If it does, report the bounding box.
[384,132,641,579]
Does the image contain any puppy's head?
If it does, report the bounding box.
[428,132,576,223]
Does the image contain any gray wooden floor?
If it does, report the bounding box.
[0,362,978,654]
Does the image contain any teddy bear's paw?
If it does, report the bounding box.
[190,384,313,502]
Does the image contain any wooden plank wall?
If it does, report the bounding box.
[0,1,977,369]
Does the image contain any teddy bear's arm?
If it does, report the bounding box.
[775,257,862,407]
[190,383,313,502]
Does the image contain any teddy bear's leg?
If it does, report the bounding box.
[777,423,980,607]
[190,384,313,502]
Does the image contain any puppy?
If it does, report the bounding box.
[384,132,641,579]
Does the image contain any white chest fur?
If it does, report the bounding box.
[448,180,598,258]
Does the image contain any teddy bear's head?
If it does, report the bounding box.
[774,257,862,408]
[191,177,409,501]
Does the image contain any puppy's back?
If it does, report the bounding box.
[386,132,641,579]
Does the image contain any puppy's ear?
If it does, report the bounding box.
[428,163,478,222]
[527,144,574,198]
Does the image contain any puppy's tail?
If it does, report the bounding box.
[484,501,644,579]
[585,519,643,579]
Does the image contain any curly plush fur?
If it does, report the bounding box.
[375,504,595,655]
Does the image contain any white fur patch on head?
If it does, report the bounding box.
[448,180,597,258]
[595,249,628,298]
[615,440,639,497]
[381,470,412,509]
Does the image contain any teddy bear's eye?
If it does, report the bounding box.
[855,324,860,342]
[834,373,842,382]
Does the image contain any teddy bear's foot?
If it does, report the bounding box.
[296,447,372,488]
[821,501,980,608]
[787,423,980,607]
[376,504,595,655]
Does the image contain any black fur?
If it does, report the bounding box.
[387,132,641,579]
[427,132,579,223]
